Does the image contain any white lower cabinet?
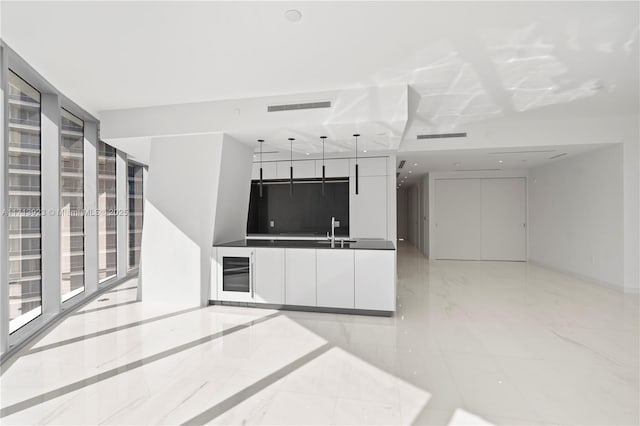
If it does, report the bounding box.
[213,245,395,312]
[355,250,395,311]
[316,249,355,309]
[285,249,317,306]
[254,248,285,304]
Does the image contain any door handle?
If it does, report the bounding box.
[250,252,255,299]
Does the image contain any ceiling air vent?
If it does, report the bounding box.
[489,150,554,155]
[398,160,406,169]
[455,168,500,172]
[267,101,331,112]
[417,132,467,139]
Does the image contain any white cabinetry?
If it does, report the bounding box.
[285,249,317,306]
[355,250,395,311]
[316,159,350,177]
[251,162,277,180]
[350,175,388,239]
[276,160,316,179]
[254,248,285,304]
[349,157,388,177]
[316,249,355,309]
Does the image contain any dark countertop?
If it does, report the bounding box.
[214,238,396,251]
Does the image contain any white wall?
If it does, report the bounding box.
[212,135,253,245]
[407,185,419,247]
[140,133,253,307]
[421,174,429,257]
[396,188,408,240]
[528,145,624,290]
[623,138,639,293]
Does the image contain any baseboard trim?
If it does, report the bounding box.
[528,259,628,293]
[209,300,394,317]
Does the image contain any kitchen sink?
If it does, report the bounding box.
[317,239,357,244]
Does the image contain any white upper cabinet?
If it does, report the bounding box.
[276,160,316,179]
[316,159,350,178]
[349,157,388,177]
[349,175,388,239]
[251,162,277,180]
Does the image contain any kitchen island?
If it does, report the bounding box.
[210,238,396,315]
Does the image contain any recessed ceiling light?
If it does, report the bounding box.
[306,152,310,155]
[409,170,413,173]
[498,160,503,164]
[284,9,302,22]
[413,163,418,166]
[363,150,368,153]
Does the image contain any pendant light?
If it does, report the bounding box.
[320,136,327,196]
[257,139,264,197]
[353,133,360,195]
[288,138,295,197]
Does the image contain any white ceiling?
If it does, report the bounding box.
[2,1,637,114]
[395,143,609,186]
[1,1,637,160]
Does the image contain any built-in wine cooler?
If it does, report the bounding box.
[216,248,255,302]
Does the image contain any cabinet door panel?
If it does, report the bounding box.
[254,248,285,304]
[481,178,526,261]
[349,176,387,239]
[434,179,482,260]
[317,159,350,178]
[252,162,277,180]
[355,250,395,311]
[349,157,388,177]
[317,249,354,309]
[277,160,316,179]
[285,249,316,306]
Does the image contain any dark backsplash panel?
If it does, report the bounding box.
[247,178,349,236]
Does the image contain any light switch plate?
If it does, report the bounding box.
[269,220,275,228]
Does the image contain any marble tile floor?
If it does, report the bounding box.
[0,242,638,425]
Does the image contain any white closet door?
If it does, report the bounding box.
[434,179,482,260]
[481,178,526,261]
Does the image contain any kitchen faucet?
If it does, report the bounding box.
[327,216,337,247]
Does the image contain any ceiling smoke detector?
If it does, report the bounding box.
[285,10,302,22]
